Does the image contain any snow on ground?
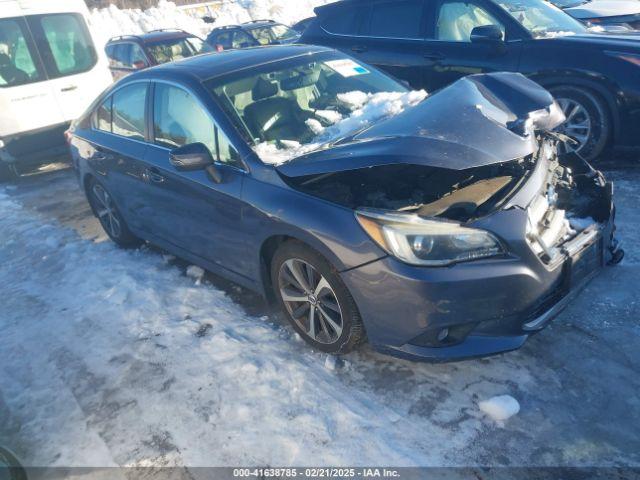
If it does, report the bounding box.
[478,395,520,422]
[88,0,330,48]
[1,166,640,467]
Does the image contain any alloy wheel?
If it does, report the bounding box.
[278,258,344,345]
[91,183,122,239]
[555,97,592,154]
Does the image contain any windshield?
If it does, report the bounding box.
[209,53,420,165]
[146,36,212,64]
[496,0,587,37]
[247,24,299,45]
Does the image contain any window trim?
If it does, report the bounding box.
[149,79,248,173]
[90,79,151,144]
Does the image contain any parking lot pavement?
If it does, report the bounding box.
[0,163,639,468]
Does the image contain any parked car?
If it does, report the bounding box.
[0,0,112,180]
[205,19,300,51]
[105,29,213,80]
[301,0,640,161]
[68,45,621,361]
[550,0,640,29]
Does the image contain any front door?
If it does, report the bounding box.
[141,82,251,278]
[421,0,522,91]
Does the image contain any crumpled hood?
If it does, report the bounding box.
[565,0,640,18]
[277,72,564,178]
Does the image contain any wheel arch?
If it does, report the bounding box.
[533,74,620,145]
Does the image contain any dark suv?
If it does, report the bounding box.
[301,0,640,161]
[206,19,300,51]
[105,29,212,80]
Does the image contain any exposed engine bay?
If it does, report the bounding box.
[283,158,535,222]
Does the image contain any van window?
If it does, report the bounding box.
[112,83,147,140]
[368,1,424,39]
[0,17,43,87]
[27,13,97,78]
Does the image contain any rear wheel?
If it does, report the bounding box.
[271,241,364,354]
[86,178,142,248]
[550,86,611,162]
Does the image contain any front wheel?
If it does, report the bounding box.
[271,241,365,354]
[550,86,611,162]
[86,178,142,248]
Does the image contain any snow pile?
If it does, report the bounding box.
[478,395,520,422]
[88,0,331,49]
[256,89,428,165]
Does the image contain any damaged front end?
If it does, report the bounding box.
[276,72,621,360]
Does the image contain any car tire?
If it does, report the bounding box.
[86,178,142,248]
[550,86,611,162]
[271,241,365,354]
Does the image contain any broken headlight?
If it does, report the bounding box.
[356,209,504,266]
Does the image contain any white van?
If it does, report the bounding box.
[0,0,112,179]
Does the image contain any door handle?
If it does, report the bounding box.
[93,146,108,161]
[351,45,368,53]
[61,85,78,92]
[423,52,445,61]
[145,167,165,184]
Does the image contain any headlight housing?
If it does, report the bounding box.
[356,209,505,266]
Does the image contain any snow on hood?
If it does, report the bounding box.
[255,90,428,166]
[565,0,640,18]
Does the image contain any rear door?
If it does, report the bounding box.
[0,15,64,139]
[353,0,430,89]
[25,12,112,122]
[420,0,522,91]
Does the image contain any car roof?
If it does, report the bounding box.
[108,30,194,45]
[139,44,333,82]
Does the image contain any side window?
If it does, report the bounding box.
[129,43,148,69]
[368,0,424,39]
[216,128,241,167]
[212,31,232,49]
[92,96,112,132]
[321,7,367,35]
[112,83,147,140]
[29,13,97,78]
[436,1,505,42]
[0,17,44,87]
[154,83,241,167]
[232,31,255,49]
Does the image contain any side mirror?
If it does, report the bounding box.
[170,143,214,171]
[470,25,505,45]
[202,16,216,24]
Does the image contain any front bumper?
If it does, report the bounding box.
[341,182,617,362]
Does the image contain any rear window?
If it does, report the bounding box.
[0,17,44,88]
[368,0,424,39]
[112,83,147,141]
[27,13,97,79]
